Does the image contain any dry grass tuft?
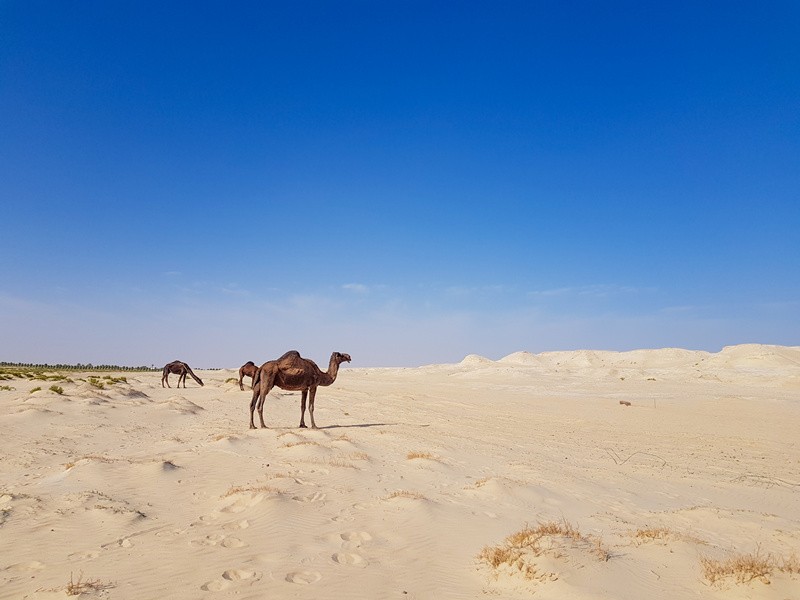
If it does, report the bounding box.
[634,527,672,542]
[701,549,774,585]
[282,440,321,448]
[222,484,280,498]
[387,490,426,500]
[407,451,446,463]
[407,451,435,460]
[779,553,800,574]
[478,519,611,582]
[701,548,800,585]
[65,571,113,595]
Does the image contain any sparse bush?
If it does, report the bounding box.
[634,527,672,542]
[30,386,41,393]
[701,548,800,586]
[387,490,426,500]
[701,549,774,585]
[407,451,435,460]
[222,484,280,498]
[49,385,64,395]
[65,571,111,596]
[0,385,13,391]
[478,519,610,583]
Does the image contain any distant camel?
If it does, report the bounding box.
[249,350,351,429]
[238,361,258,391]
[161,360,204,388]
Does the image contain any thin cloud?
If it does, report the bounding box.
[342,283,369,294]
[528,284,645,299]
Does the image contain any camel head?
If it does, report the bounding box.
[334,352,351,364]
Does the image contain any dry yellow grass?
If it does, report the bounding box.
[64,571,112,596]
[407,451,435,460]
[633,527,672,541]
[282,440,321,448]
[387,490,426,500]
[221,484,280,498]
[478,519,610,582]
[701,548,800,585]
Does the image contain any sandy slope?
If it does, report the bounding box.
[1,345,798,599]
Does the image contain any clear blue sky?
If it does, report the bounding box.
[2,1,798,367]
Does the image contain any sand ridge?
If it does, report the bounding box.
[0,345,798,598]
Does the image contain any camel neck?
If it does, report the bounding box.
[321,356,340,385]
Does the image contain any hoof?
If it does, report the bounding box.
[299,424,307,429]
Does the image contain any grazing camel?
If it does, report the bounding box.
[161,360,204,388]
[249,350,351,429]
[238,361,258,391]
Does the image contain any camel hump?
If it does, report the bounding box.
[274,350,307,375]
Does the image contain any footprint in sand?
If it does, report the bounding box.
[223,519,250,530]
[332,552,366,567]
[200,579,230,591]
[292,491,326,503]
[190,534,244,548]
[286,570,321,584]
[340,531,372,543]
[331,514,355,523]
[5,561,45,572]
[222,569,256,581]
[68,550,100,561]
[221,537,244,548]
[196,514,219,525]
[221,494,266,513]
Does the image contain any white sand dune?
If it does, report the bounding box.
[1,345,798,599]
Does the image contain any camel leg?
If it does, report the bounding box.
[238,371,244,391]
[256,373,275,429]
[299,389,308,428]
[162,372,170,388]
[307,387,318,429]
[249,381,261,429]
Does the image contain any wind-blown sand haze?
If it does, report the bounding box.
[1,345,799,599]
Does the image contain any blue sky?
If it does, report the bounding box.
[1,1,798,367]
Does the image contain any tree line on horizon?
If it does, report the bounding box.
[0,361,160,372]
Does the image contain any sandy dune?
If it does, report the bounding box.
[1,345,798,599]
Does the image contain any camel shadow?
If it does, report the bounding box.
[318,423,397,430]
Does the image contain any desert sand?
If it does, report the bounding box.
[1,344,799,599]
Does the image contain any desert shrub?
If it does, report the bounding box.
[701,550,773,584]
[65,571,111,596]
[49,385,64,395]
[478,519,610,582]
[407,451,435,460]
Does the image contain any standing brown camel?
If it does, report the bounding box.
[238,361,258,391]
[249,350,351,429]
[161,360,204,388]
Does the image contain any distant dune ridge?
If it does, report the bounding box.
[1,344,798,599]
